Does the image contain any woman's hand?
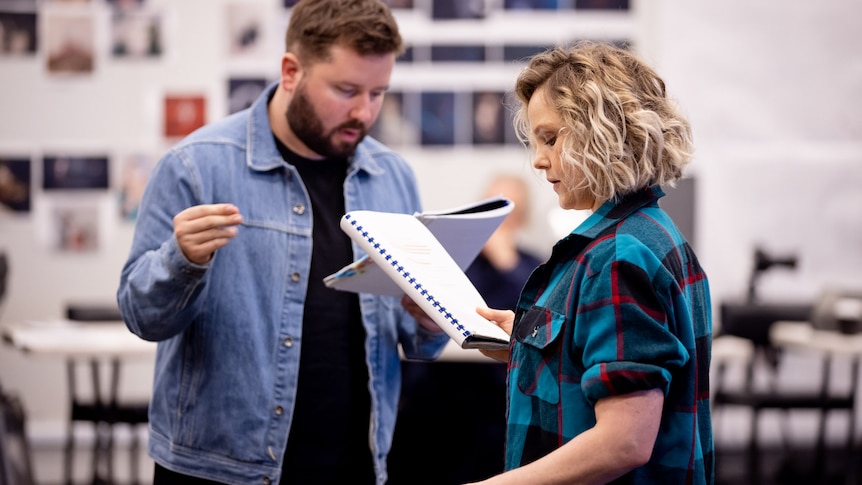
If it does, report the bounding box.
[476,306,514,363]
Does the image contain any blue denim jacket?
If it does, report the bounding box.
[117,83,449,484]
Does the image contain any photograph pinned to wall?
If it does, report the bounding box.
[369,91,418,146]
[504,0,558,10]
[472,91,507,145]
[0,11,37,56]
[228,77,268,114]
[43,9,94,74]
[106,0,144,9]
[396,45,413,63]
[117,152,154,221]
[420,91,455,146]
[571,0,629,10]
[42,155,109,190]
[503,43,551,63]
[226,2,268,58]
[163,94,206,138]
[383,0,414,9]
[430,44,485,62]
[110,7,162,58]
[503,92,523,146]
[51,200,100,252]
[282,0,299,9]
[431,0,486,19]
[0,157,31,213]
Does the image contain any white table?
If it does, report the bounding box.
[3,319,155,358]
[3,320,155,485]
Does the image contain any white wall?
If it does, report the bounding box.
[1,0,861,447]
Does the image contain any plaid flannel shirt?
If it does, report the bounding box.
[507,186,714,484]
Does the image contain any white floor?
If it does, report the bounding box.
[26,423,153,485]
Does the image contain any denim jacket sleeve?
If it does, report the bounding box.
[117,147,212,341]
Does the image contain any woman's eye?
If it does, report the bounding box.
[545,136,557,147]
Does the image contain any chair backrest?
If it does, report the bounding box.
[810,287,862,334]
[719,301,813,348]
[65,303,123,322]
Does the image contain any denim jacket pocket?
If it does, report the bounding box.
[513,305,567,405]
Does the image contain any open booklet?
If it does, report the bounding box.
[324,196,514,296]
[324,197,513,350]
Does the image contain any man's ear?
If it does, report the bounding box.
[280,52,302,92]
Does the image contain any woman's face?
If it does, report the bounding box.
[527,86,598,211]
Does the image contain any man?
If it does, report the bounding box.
[116,1,449,483]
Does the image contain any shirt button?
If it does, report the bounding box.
[291,272,300,282]
[293,203,305,215]
[263,477,271,485]
[283,337,293,348]
[275,406,284,416]
[532,326,538,338]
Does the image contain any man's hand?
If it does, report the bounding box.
[174,204,243,264]
[400,295,445,334]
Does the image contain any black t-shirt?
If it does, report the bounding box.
[275,137,374,485]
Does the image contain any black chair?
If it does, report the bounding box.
[0,251,36,485]
[64,304,149,485]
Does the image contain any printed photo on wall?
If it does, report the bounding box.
[44,10,94,74]
[504,0,558,10]
[0,11,37,56]
[227,2,267,58]
[163,94,206,138]
[368,91,418,146]
[383,0,414,9]
[228,77,268,114]
[52,202,99,252]
[42,155,109,190]
[106,0,144,8]
[117,153,154,221]
[430,44,486,62]
[0,157,31,213]
[471,91,506,145]
[420,91,455,146]
[111,8,162,58]
[432,0,486,20]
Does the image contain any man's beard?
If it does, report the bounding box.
[286,82,367,159]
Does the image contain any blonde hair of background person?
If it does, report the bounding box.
[480,173,536,272]
[470,41,713,485]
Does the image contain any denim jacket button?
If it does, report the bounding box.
[275,405,284,415]
[292,203,305,215]
[291,272,300,282]
[262,477,271,485]
[283,337,293,348]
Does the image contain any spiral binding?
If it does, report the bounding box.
[345,214,470,338]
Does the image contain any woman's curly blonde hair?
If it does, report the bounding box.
[512,41,693,202]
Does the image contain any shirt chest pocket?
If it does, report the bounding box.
[513,305,568,405]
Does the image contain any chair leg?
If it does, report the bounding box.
[747,407,761,484]
[64,361,75,485]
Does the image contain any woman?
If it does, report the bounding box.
[472,41,713,484]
